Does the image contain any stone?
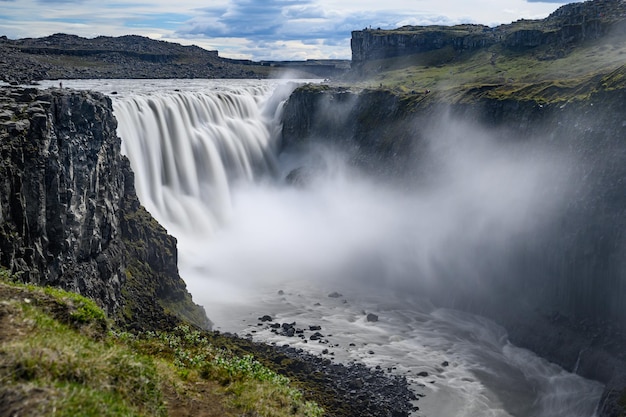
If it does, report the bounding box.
[366,313,379,322]
[310,332,324,341]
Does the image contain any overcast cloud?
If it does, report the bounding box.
[0,0,568,60]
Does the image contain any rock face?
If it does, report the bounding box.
[0,86,209,331]
[351,24,497,64]
[351,0,626,66]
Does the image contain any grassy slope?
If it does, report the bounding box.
[349,32,626,103]
[0,271,322,417]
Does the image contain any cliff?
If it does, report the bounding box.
[0,86,210,331]
[351,0,626,67]
[281,74,626,416]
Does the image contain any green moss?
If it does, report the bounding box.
[347,32,626,105]
[41,286,107,324]
[0,281,323,417]
[0,272,108,331]
[119,201,209,331]
[1,300,164,416]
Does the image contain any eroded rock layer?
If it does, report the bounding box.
[0,86,209,331]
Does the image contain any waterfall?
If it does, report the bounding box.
[111,81,295,236]
[46,79,606,417]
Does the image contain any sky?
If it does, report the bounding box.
[0,0,569,61]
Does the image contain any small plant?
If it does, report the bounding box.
[41,286,107,324]
[0,280,323,416]
[129,325,324,416]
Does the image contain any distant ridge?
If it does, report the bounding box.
[351,0,626,65]
[0,33,348,83]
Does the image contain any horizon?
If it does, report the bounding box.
[0,0,568,61]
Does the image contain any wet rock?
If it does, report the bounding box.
[328,292,343,298]
[281,322,296,337]
[258,315,273,322]
[366,313,379,322]
[262,342,417,417]
[310,332,324,341]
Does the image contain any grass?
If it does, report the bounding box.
[348,33,626,103]
[0,272,323,417]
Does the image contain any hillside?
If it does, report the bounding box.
[0,33,349,84]
[347,0,626,103]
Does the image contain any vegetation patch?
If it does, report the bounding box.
[346,33,626,104]
[0,274,323,417]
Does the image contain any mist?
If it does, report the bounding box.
[181,112,579,316]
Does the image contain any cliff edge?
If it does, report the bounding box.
[351,0,626,67]
[0,86,210,331]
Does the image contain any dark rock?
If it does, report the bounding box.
[280,322,296,337]
[258,315,273,322]
[285,167,312,187]
[0,86,209,331]
[366,313,379,322]
[328,291,343,298]
[309,325,322,331]
[310,332,324,341]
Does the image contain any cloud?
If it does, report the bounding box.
[0,0,571,61]
[35,0,87,3]
[176,0,457,58]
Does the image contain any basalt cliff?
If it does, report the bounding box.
[282,72,626,417]
[351,0,626,67]
[0,86,210,331]
[281,1,626,415]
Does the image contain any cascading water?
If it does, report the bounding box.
[111,80,289,237]
[48,79,605,417]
